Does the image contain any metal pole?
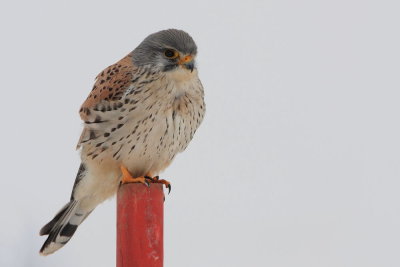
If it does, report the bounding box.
[117,183,164,267]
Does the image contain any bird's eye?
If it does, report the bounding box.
[164,49,178,59]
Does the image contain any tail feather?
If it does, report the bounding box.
[39,200,90,255]
[39,203,70,236]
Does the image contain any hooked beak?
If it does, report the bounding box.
[178,55,194,72]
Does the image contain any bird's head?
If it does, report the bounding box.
[132,29,197,73]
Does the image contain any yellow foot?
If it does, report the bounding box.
[120,165,150,187]
[144,175,172,194]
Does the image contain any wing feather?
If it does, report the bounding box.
[77,53,136,149]
[79,53,135,120]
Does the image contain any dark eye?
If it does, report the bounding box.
[164,49,178,59]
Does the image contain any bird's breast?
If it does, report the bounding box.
[81,69,205,177]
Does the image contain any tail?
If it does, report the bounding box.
[39,200,91,255]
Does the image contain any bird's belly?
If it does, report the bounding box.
[104,109,194,177]
[82,112,195,176]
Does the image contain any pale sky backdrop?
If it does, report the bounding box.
[1,0,400,266]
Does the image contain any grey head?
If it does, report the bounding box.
[132,29,198,72]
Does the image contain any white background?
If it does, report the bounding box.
[1,0,399,266]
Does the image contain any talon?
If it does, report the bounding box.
[154,178,171,194]
[143,175,171,193]
[167,184,171,194]
[144,176,154,185]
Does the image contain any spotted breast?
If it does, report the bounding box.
[78,53,205,177]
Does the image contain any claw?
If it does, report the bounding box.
[142,175,171,194]
[167,184,171,194]
[144,176,153,186]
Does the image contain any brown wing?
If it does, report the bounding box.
[76,53,136,149]
[80,53,135,120]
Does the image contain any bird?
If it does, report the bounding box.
[39,29,205,255]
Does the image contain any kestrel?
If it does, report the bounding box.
[39,29,205,255]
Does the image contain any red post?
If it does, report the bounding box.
[117,183,164,267]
